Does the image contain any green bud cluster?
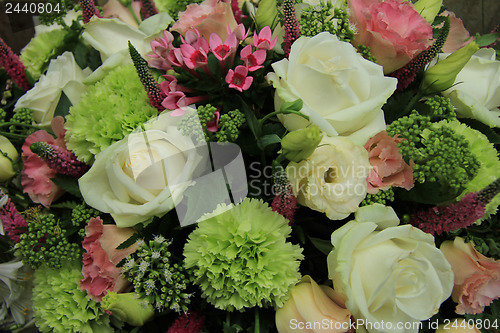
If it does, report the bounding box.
[387,111,480,192]
[215,109,246,142]
[39,0,75,26]
[16,213,82,269]
[424,95,456,120]
[121,235,193,313]
[72,204,100,237]
[356,45,377,63]
[178,104,217,142]
[298,2,354,41]
[9,108,34,135]
[361,188,395,206]
[0,108,6,122]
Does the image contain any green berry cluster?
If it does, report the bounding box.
[72,204,100,237]
[16,212,82,269]
[356,45,377,63]
[298,2,354,41]
[387,111,480,192]
[215,109,245,142]
[0,108,6,122]
[424,95,456,121]
[178,104,217,142]
[361,188,395,206]
[39,0,75,26]
[9,108,34,135]
[121,235,193,313]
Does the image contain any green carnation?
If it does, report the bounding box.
[20,29,67,81]
[65,64,158,163]
[184,198,304,311]
[435,120,500,220]
[32,262,113,333]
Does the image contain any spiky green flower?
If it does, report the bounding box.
[20,29,67,81]
[434,120,500,220]
[32,262,113,333]
[298,2,354,42]
[184,198,304,311]
[121,236,193,313]
[65,64,158,163]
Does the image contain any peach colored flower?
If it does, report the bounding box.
[441,11,473,53]
[172,0,237,41]
[364,131,413,194]
[349,0,433,74]
[80,217,139,302]
[102,0,142,28]
[21,116,66,207]
[440,237,500,315]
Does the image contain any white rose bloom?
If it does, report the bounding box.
[267,32,397,145]
[79,110,205,228]
[286,136,370,220]
[327,204,454,333]
[440,48,500,128]
[14,52,90,127]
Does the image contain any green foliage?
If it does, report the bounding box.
[298,2,354,41]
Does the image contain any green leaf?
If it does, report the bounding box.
[258,134,281,149]
[239,98,262,139]
[51,174,82,198]
[53,91,73,119]
[280,99,303,113]
[309,237,333,255]
[50,201,80,209]
[116,233,140,250]
[207,53,221,78]
[474,32,500,47]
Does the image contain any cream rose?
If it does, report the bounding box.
[267,32,397,145]
[440,48,500,128]
[14,52,90,127]
[286,136,370,220]
[79,110,205,227]
[327,204,454,333]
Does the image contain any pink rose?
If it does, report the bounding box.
[349,0,433,74]
[172,0,237,41]
[102,0,142,28]
[441,11,473,53]
[364,131,414,194]
[440,237,500,315]
[80,217,138,302]
[21,116,66,207]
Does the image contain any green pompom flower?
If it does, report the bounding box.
[184,198,304,311]
[65,64,158,163]
[435,120,500,220]
[20,29,67,81]
[32,262,113,333]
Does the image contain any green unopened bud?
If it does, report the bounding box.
[421,41,479,94]
[281,125,323,162]
[101,292,154,326]
[255,0,279,30]
[0,135,19,182]
[413,0,442,23]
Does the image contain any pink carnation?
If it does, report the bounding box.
[349,0,433,74]
[80,217,138,302]
[364,131,414,194]
[172,0,237,41]
[441,237,500,315]
[21,116,67,207]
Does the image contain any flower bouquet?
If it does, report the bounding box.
[1,0,500,332]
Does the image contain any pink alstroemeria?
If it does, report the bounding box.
[253,26,277,50]
[209,33,237,61]
[225,65,253,92]
[240,45,266,71]
[180,43,208,70]
[228,23,249,42]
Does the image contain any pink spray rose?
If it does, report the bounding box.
[80,217,139,302]
[172,0,237,41]
[349,0,433,74]
[364,131,414,194]
[21,116,66,207]
[440,237,500,315]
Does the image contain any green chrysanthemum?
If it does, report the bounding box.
[65,64,158,163]
[20,29,67,81]
[435,120,500,220]
[32,262,113,333]
[184,198,304,311]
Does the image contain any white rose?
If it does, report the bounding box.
[79,110,205,227]
[267,32,397,145]
[440,48,500,128]
[327,204,454,333]
[286,136,370,220]
[14,52,90,127]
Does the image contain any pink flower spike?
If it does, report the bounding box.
[209,33,237,61]
[228,23,249,42]
[206,111,220,132]
[226,65,253,92]
[240,45,266,71]
[180,43,208,69]
[253,26,277,50]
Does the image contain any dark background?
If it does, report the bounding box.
[0,0,499,54]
